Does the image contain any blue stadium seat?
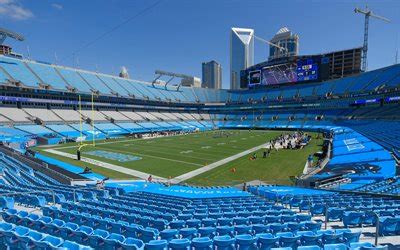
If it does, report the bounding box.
[235,234,256,250]
[160,228,179,242]
[89,229,109,248]
[0,197,14,210]
[103,233,125,250]
[5,225,29,247]
[179,227,198,240]
[343,212,364,227]
[168,238,191,250]
[138,227,159,243]
[71,225,93,245]
[34,235,64,249]
[378,217,400,236]
[213,235,235,250]
[198,227,216,238]
[146,239,168,250]
[298,246,321,250]
[350,242,374,250]
[256,233,279,249]
[191,237,213,250]
[121,237,144,250]
[343,231,361,245]
[22,230,45,249]
[324,243,347,250]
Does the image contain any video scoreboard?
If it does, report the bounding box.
[246,55,329,88]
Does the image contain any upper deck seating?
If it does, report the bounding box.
[180,87,197,102]
[192,88,208,103]
[78,71,113,95]
[345,68,384,93]
[25,61,69,90]
[114,78,155,100]
[367,65,400,90]
[97,74,130,97]
[55,66,93,93]
[0,56,41,88]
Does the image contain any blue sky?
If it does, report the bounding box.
[1,0,399,89]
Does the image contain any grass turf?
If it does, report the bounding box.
[35,130,283,179]
[186,133,324,186]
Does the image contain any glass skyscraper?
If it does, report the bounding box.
[268,27,299,61]
[202,60,222,89]
[230,27,254,90]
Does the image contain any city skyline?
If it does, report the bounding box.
[1,1,399,89]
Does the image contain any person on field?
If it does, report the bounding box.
[307,154,314,168]
[81,166,92,174]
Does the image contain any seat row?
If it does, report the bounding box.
[68,199,306,225]
[42,205,324,238]
[1,209,144,249]
[142,231,365,250]
[56,203,315,231]
[0,222,92,250]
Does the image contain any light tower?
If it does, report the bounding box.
[354,6,390,71]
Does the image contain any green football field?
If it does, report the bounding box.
[35,130,323,185]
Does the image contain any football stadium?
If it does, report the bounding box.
[0,1,399,249]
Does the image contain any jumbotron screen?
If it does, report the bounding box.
[248,58,319,87]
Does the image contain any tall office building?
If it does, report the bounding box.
[202,60,222,89]
[230,27,254,90]
[268,27,299,61]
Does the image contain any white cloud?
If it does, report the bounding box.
[51,3,63,10]
[0,0,34,20]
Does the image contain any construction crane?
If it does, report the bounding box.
[252,34,288,55]
[354,6,390,71]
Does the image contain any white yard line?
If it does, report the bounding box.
[169,142,273,184]
[43,149,166,180]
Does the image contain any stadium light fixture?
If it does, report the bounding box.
[0,27,24,44]
[153,70,194,90]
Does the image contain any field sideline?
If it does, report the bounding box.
[34,130,323,184]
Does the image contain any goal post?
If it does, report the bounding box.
[76,93,96,160]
